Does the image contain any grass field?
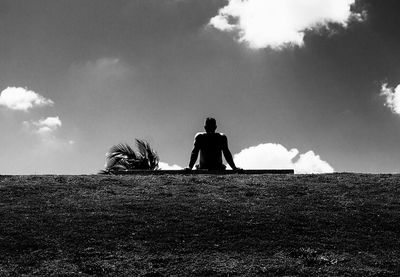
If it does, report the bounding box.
[1,173,400,276]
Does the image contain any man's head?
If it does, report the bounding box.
[204,117,217,133]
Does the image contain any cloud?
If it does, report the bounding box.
[71,57,131,83]
[24,116,62,136]
[35,117,62,128]
[209,0,362,49]
[233,143,334,174]
[0,87,54,111]
[159,162,183,170]
[294,150,335,174]
[34,116,62,134]
[23,116,76,152]
[67,57,136,106]
[380,83,400,115]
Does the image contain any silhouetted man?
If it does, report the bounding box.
[186,118,240,171]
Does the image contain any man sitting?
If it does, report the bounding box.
[185,117,241,171]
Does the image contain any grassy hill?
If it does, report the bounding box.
[1,173,400,276]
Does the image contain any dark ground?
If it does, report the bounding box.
[0,173,400,276]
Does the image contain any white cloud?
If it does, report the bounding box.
[159,162,183,170]
[380,83,400,115]
[24,116,62,136]
[209,0,361,49]
[0,87,54,111]
[295,150,335,174]
[233,143,334,174]
[34,117,62,129]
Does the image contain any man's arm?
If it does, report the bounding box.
[188,147,199,169]
[186,134,200,169]
[222,135,239,170]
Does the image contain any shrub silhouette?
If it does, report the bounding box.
[99,139,159,174]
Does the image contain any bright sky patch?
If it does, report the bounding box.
[158,162,183,170]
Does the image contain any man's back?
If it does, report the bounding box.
[194,132,227,170]
[187,117,239,171]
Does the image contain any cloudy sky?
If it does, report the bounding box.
[1,0,400,174]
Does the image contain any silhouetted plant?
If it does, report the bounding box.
[99,139,159,174]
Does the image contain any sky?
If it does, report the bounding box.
[1,0,400,174]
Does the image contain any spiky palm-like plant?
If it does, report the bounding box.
[99,139,159,174]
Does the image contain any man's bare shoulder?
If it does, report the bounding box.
[216,133,227,140]
[195,132,206,139]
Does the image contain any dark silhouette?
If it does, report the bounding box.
[99,139,159,174]
[186,118,241,171]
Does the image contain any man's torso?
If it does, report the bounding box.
[194,132,226,169]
